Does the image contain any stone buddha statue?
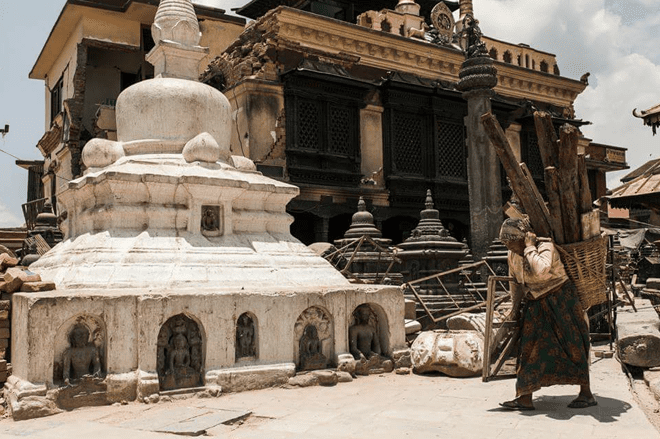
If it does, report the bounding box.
[349,305,394,375]
[62,324,101,385]
[299,325,327,371]
[349,305,381,361]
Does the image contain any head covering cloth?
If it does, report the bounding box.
[499,217,532,244]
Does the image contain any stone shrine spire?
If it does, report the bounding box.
[147,0,208,80]
[152,0,201,46]
[344,197,383,239]
[404,190,454,243]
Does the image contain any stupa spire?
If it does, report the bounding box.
[344,197,383,239]
[152,0,201,47]
[147,0,208,80]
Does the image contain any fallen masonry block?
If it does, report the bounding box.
[0,301,9,320]
[617,298,660,368]
[0,253,18,269]
[411,330,483,377]
[3,268,41,293]
[646,278,660,290]
[20,282,56,293]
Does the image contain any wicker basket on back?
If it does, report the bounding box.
[556,234,608,310]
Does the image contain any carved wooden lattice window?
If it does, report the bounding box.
[392,113,423,175]
[285,80,362,186]
[436,120,467,179]
[328,105,353,155]
[298,99,322,151]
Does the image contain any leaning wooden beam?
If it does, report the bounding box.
[533,111,559,169]
[520,162,552,226]
[483,276,514,382]
[481,112,553,238]
[577,154,593,215]
[408,260,485,286]
[544,167,565,244]
[488,328,520,381]
[557,124,581,243]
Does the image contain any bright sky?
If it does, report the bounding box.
[0,0,659,228]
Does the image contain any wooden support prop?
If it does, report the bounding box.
[533,111,559,169]
[557,124,581,243]
[544,167,565,244]
[483,276,515,382]
[577,154,593,214]
[481,112,552,238]
[520,162,553,229]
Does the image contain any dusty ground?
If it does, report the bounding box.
[0,342,657,439]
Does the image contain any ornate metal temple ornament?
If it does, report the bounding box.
[235,313,257,361]
[429,2,455,46]
[455,13,497,93]
[461,13,488,58]
[157,314,204,391]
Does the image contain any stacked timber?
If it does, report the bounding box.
[482,111,607,309]
[481,112,598,243]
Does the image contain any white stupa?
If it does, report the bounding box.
[7,0,406,420]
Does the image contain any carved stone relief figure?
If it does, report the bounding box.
[201,205,221,236]
[294,306,333,371]
[299,324,327,371]
[62,323,102,385]
[157,314,204,391]
[236,313,257,361]
[349,304,394,375]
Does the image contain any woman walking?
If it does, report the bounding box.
[498,218,596,411]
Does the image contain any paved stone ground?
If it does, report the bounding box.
[0,344,657,438]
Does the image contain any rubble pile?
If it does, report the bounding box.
[0,250,56,386]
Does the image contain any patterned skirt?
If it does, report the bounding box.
[516,281,591,396]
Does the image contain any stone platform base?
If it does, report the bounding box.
[7,285,406,420]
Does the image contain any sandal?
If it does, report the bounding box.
[499,399,535,411]
[568,396,597,409]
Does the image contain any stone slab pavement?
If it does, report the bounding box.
[0,345,657,439]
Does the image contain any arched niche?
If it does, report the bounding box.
[293,306,334,371]
[53,314,106,385]
[235,312,258,362]
[157,313,205,391]
[349,303,391,358]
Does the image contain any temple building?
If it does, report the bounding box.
[28,0,628,257]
